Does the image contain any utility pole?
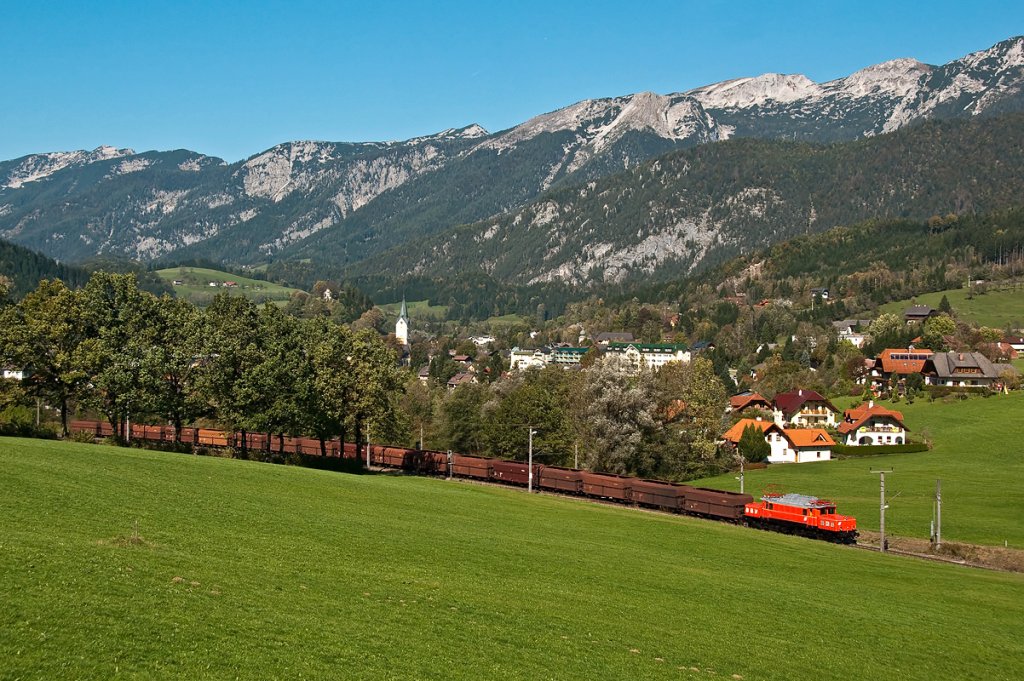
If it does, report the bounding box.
[528,428,537,493]
[935,479,942,549]
[738,456,745,494]
[366,427,371,468]
[574,441,579,470]
[870,468,893,552]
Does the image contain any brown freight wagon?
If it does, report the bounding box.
[581,471,632,501]
[676,485,753,520]
[631,479,682,511]
[404,449,448,475]
[374,445,410,468]
[197,429,229,447]
[490,460,541,486]
[451,454,494,480]
[538,466,584,494]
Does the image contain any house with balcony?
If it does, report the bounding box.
[728,392,773,415]
[551,346,588,367]
[509,347,550,371]
[771,389,838,428]
[865,348,934,392]
[923,351,1014,388]
[837,402,907,446]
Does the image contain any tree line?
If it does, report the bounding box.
[0,273,404,456]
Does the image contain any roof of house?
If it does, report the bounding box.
[877,348,934,374]
[772,389,837,416]
[904,305,936,317]
[447,371,476,387]
[927,351,1002,379]
[782,428,836,448]
[453,354,472,362]
[729,392,772,412]
[607,342,689,353]
[1003,335,1024,345]
[837,403,907,434]
[722,418,783,444]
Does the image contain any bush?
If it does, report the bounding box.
[832,443,929,457]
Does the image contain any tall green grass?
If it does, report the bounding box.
[2,437,1022,679]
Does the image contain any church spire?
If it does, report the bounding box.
[395,295,409,345]
[399,296,408,322]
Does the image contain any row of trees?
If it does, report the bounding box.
[403,355,734,481]
[0,273,404,455]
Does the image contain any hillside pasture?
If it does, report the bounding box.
[698,391,1024,547]
[1,437,1023,680]
[878,284,1024,329]
[155,266,301,307]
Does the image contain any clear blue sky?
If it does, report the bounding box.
[3,1,1022,162]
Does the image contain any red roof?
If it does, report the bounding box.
[877,348,933,375]
[837,402,907,434]
[772,389,837,417]
[722,418,782,444]
[729,393,772,412]
[782,429,835,448]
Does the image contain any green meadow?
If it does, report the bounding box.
[2,437,1023,680]
[878,285,1024,328]
[698,391,1024,547]
[155,266,301,307]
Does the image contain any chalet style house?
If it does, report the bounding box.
[837,402,907,446]
[728,392,772,415]
[903,305,939,324]
[923,351,1015,388]
[723,418,835,464]
[771,389,838,428]
[864,347,934,391]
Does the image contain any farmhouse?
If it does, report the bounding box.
[837,402,907,446]
[723,418,835,463]
[903,305,939,324]
[923,351,1013,388]
[594,331,635,345]
[771,389,838,427]
[728,392,772,415]
[447,371,476,391]
[866,347,934,391]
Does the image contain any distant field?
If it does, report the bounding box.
[879,285,1024,328]
[155,267,301,307]
[2,438,1022,679]
[698,391,1024,547]
[378,299,448,320]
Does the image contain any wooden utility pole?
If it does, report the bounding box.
[935,479,942,549]
[870,468,893,552]
[527,428,537,493]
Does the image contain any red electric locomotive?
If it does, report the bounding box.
[744,493,858,544]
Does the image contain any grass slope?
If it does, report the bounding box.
[378,299,449,321]
[155,266,300,307]
[2,438,1023,680]
[878,285,1024,329]
[698,392,1024,547]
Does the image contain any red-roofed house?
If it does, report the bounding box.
[866,348,934,391]
[722,419,834,463]
[837,402,908,446]
[771,389,838,428]
[728,392,772,414]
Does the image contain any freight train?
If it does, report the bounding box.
[69,420,858,544]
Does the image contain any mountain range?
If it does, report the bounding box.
[1,35,1023,285]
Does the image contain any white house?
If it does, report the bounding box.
[510,348,549,371]
[605,342,690,373]
[2,367,26,381]
[724,418,834,464]
[771,389,839,428]
[837,402,907,446]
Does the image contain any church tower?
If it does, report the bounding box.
[395,297,409,345]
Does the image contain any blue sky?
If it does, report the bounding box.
[3,1,1022,162]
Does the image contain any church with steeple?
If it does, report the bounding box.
[395,297,409,346]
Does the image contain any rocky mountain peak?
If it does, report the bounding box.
[688,73,819,109]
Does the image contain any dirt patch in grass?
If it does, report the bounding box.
[859,530,1024,572]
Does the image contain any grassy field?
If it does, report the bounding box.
[878,285,1024,328]
[155,266,301,307]
[698,391,1024,547]
[2,438,1023,679]
[379,299,449,321]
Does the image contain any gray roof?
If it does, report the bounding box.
[832,319,872,330]
[763,493,833,509]
[928,351,1001,379]
[904,305,936,317]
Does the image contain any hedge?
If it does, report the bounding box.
[832,443,929,457]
